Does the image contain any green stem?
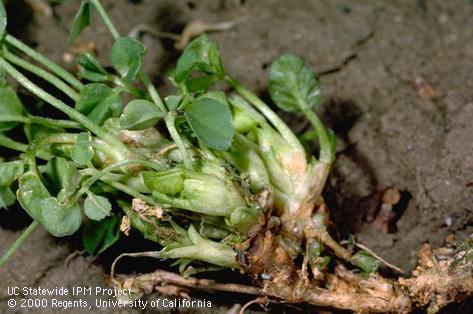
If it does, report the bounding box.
[0,133,51,160]
[139,72,167,113]
[226,77,304,152]
[90,0,166,114]
[76,159,164,198]
[100,178,156,205]
[0,133,28,152]
[111,76,147,98]
[3,50,79,101]
[162,225,238,268]
[28,115,82,129]
[0,58,127,151]
[164,113,192,169]
[90,0,120,40]
[0,221,39,268]
[300,107,334,164]
[24,133,77,165]
[0,115,82,129]
[5,35,83,90]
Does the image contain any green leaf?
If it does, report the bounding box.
[186,75,218,92]
[185,97,235,150]
[351,250,379,274]
[68,0,92,43]
[17,171,82,236]
[199,90,228,104]
[0,160,24,186]
[164,95,181,111]
[111,37,146,81]
[77,53,108,82]
[72,132,94,165]
[77,53,107,74]
[46,157,79,198]
[0,0,7,39]
[269,54,321,112]
[78,68,109,82]
[226,206,261,233]
[0,186,16,209]
[82,215,120,256]
[84,192,112,221]
[40,197,82,237]
[16,172,50,222]
[143,171,183,195]
[75,83,122,125]
[50,143,74,159]
[119,99,162,130]
[0,85,25,132]
[174,35,223,86]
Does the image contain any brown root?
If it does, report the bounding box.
[112,201,473,313]
[399,241,473,313]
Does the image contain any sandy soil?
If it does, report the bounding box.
[1,0,472,312]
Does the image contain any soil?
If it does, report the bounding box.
[1,0,472,313]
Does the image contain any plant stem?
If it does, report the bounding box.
[100,178,156,205]
[300,107,334,164]
[3,50,79,101]
[0,58,126,151]
[0,221,39,267]
[0,115,82,129]
[5,35,83,90]
[139,72,167,113]
[226,77,304,152]
[0,133,28,152]
[90,0,120,40]
[90,0,167,114]
[24,133,77,165]
[164,113,192,169]
[111,76,147,98]
[0,133,51,160]
[162,225,238,268]
[29,115,82,129]
[77,159,164,197]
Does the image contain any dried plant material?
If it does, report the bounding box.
[154,285,190,299]
[239,297,269,314]
[128,17,247,51]
[113,237,473,313]
[120,216,131,236]
[175,19,245,50]
[132,198,164,221]
[399,242,473,313]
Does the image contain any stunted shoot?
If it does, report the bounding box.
[0,1,471,313]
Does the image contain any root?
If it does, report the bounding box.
[127,17,248,50]
[239,297,268,314]
[399,242,473,313]
[111,201,473,313]
[113,269,264,300]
